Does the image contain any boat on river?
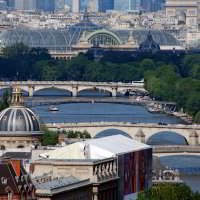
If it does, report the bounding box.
[48,105,59,112]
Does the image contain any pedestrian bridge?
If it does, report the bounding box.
[0,81,145,97]
[46,122,200,146]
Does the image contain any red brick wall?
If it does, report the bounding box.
[0,194,20,200]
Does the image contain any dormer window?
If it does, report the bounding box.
[32,116,36,120]
[3,116,7,121]
[1,177,7,184]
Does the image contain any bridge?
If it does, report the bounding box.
[0,81,145,97]
[45,122,200,146]
[24,97,176,110]
[153,145,200,157]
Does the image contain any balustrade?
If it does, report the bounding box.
[93,158,117,182]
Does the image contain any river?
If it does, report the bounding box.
[4,88,200,192]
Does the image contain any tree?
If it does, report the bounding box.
[41,130,58,146]
[64,130,91,138]
[137,183,200,200]
[194,111,200,124]
[192,65,200,80]
[0,90,10,111]
[182,54,200,77]
[2,43,29,58]
[186,92,200,116]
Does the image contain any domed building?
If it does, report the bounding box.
[139,31,160,53]
[0,11,183,59]
[0,86,43,149]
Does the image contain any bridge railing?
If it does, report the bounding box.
[0,81,144,87]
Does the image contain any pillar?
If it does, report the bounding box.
[72,85,78,97]
[28,86,34,97]
[135,129,145,143]
[92,187,98,200]
[189,130,199,146]
[111,87,117,97]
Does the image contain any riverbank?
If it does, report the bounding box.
[145,102,193,124]
[170,112,193,124]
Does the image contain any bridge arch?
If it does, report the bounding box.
[53,124,199,145]
[94,129,132,139]
[77,86,113,94]
[146,131,188,145]
[33,86,73,94]
[117,87,146,93]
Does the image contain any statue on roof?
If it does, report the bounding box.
[127,30,137,46]
[82,8,90,22]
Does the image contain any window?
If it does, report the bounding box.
[1,177,7,184]
[18,116,22,120]
[8,192,12,200]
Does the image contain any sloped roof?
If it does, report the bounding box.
[35,176,79,190]
[1,152,31,159]
[40,135,151,160]
[0,162,19,194]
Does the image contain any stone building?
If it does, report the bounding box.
[165,0,198,27]
[0,86,43,149]
[32,135,152,200]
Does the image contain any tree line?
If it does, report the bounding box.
[137,183,200,200]
[0,43,200,122]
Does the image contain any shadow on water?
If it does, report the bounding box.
[160,155,200,175]
[94,129,132,139]
[159,155,200,192]
[146,131,188,145]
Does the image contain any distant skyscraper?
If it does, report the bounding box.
[0,1,6,10]
[72,0,80,12]
[141,0,152,11]
[114,0,141,11]
[64,0,72,9]
[56,0,65,10]
[88,0,98,12]
[151,0,165,12]
[36,0,55,11]
[98,0,114,12]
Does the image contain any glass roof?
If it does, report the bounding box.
[0,24,180,51]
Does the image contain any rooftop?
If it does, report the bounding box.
[40,134,151,160]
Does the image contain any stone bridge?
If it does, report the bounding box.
[0,81,145,97]
[46,122,200,146]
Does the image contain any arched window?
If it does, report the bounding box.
[88,33,120,46]
[0,145,5,150]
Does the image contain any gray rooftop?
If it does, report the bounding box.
[35,176,80,190]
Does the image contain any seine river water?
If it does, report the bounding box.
[17,89,200,192]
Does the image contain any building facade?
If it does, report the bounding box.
[165,0,198,27]
[32,135,152,200]
[0,87,43,149]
